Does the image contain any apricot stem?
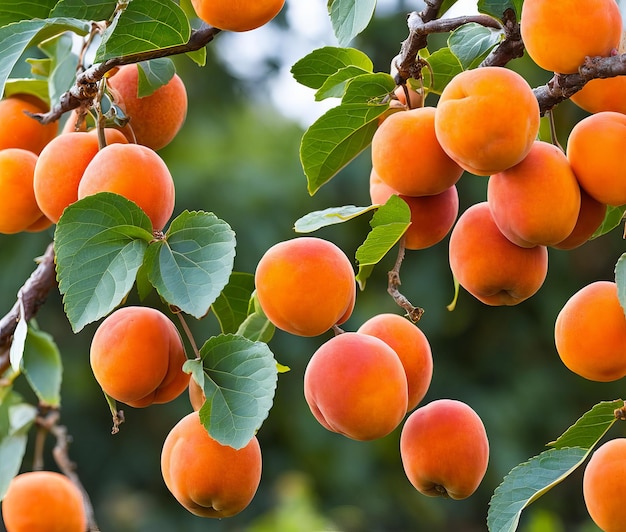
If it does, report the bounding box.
[545,109,564,152]
[387,236,424,323]
[175,310,201,359]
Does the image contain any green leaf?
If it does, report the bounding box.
[300,103,388,195]
[329,0,377,47]
[0,18,90,100]
[0,392,37,500]
[50,0,117,21]
[54,192,154,333]
[448,23,502,70]
[137,58,175,98]
[291,46,373,90]
[211,272,256,334]
[477,0,521,21]
[294,205,377,233]
[236,294,275,343]
[185,334,278,449]
[342,72,395,104]
[95,0,191,62]
[421,47,463,95]
[3,79,49,102]
[38,32,78,107]
[488,447,589,532]
[615,256,626,318]
[488,399,624,532]
[9,300,27,373]
[315,66,371,101]
[22,326,63,408]
[0,0,56,26]
[590,204,624,239]
[355,195,411,289]
[144,211,236,319]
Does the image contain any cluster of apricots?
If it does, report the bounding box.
[254,236,490,499]
[0,63,187,235]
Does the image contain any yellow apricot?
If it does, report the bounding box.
[555,281,626,382]
[0,94,57,154]
[190,0,285,32]
[435,67,540,176]
[254,237,356,337]
[570,76,626,115]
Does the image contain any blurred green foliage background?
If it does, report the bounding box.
[1,1,623,530]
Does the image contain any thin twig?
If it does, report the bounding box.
[387,236,424,322]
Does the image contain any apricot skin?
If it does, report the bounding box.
[555,281,626,382]
[0,149,47,234]
[371,106,464,196]
[303,332,409,441]
[552,189,606,250]
[0,95,57,154]
[448,202,548,306]
[161,411,262,518]
[487,141,581,248]
[357,313,433,411]
[1,471,87,532]
[583,438,626,532]
[190,0,285,32]
[254,237,356,337]
[571,76,626,115]
[566,111,626,207]
[89,306,189,408]
[107,64,188,150]
[370,169,459,250]
[400,399,489,499]
[34,129,128,223]
[521,0,622,74]
[78,143,175,231]
[434,67,540,176]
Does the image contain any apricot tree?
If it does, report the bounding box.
[1,0,626,531]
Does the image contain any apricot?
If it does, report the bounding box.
[554,281,626,381]
[370,168,459,250]
[552,189,606,250]
[357,313,433,411]
[400,399,489,499]
[583,438,626,532]
[161,411,262,518]
[1,470,87,531]
[190,0,285,32]
[89,306,189,407]
[434,67,540,176]
[0,149,47,234]
[107,64,188,150]
[567,111,626,207]
[487,141,581,247]
[448,202,548,306]
[303,332,408,441]
[521,0,622,74]
[78,143,175,230]
[34,129,128,223]
[25,214,54,233]
[0,94,57,154]
[570,76,626,115]
[371,106,464,196]
[254,237,356,337]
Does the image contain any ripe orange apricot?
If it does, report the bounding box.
[434,67,540,176]
[583,438,626,532]
[371,106,464,196]
[487,141,581,247]
[1,470,87,532]
[566,111,626,207]
[190,0,285,32]
[161,411,262,518]
[552,189,606,250]
[107,64,188,150]
[357,313,433,411]
[400,399,489,499]
[570,76,626,115]
[521,0,622,74]
[78,143,175,230]
[90,306,189,407]
[555,281,626,382]
[304,332,409,441]
[34,129,128,223]
[0,94,57,154]
[370,169,459,250]
[0,149,47,234]
[449,202,548,306]
[254,237,356,337]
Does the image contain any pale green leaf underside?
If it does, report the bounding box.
[294,205,377,233]
[22,327,63,408]
[330,0,377,47]
[616,255,626,317]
